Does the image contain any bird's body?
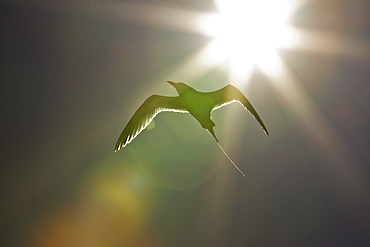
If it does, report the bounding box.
[115,81,269,180]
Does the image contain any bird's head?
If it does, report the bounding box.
[167,81,194,95]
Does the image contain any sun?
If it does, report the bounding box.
[203,0,292,74]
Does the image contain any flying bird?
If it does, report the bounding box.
[115,81,269,180]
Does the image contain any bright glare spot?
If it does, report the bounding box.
[257,49,280,73]
[203,0,292,73]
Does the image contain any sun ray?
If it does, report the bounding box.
[287,27,370,57]
[263,56,369,213]
[10,0,208,35]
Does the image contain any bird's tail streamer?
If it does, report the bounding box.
[216,141,252,181]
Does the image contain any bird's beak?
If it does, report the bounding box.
[167,81,176,86]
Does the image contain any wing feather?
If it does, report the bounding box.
[114,95,187,151]
[207,84,269,135]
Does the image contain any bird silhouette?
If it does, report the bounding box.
[115,81,269,180]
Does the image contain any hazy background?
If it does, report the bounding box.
[1,0,369,246]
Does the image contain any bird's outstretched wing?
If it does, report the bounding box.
[207,84,269,135]
[115,95,188,151]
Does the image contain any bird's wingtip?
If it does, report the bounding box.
[114,145,121,152]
